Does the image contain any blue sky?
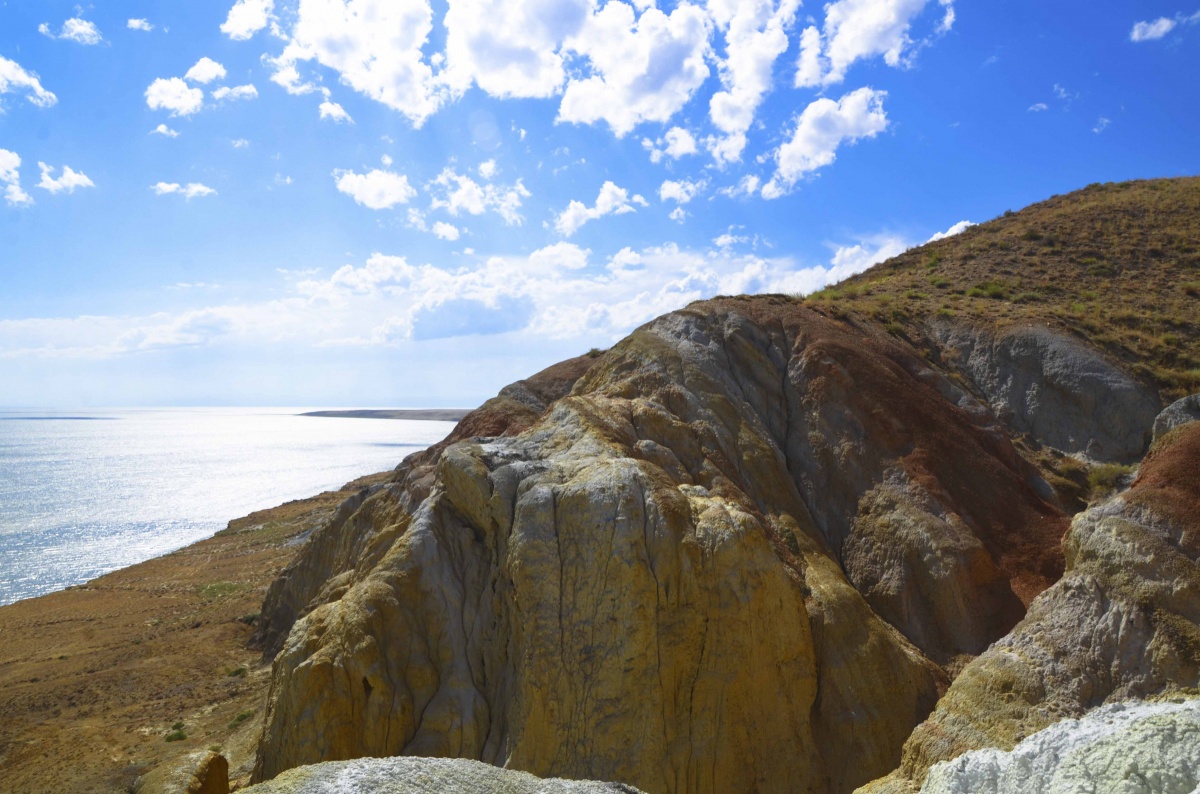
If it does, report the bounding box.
[1,0,1197,407]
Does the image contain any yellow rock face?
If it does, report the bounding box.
[253,299,1082,793]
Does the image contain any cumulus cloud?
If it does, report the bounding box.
[152,182,217,199]
[0,149,32,207]
[478,160,497,180]
[151,124,180,138]
[145,77,204,116]
[762,87,889,198]
[642,127,698,163]
[212,84,259,102]
[1131,17,1177,41]
[429,168,530,225]
[221,0,276,40]
[795,0,954,88]
[555,181,648,237]
[264,0,444,126]
[0,56,58,108]
[707,0,801,163]
[926,219,973,242]
[1028,102,1048,112]
[36,163,95,195]
[128,19,154,32]
[718,174,762,198]
[558,2,712,137]
[659,178,706,204]
[319,101,353,123]
[185,58,228,85]
[441,0,590,99]
[334,168,417,209]
[432,221,461,241]
[1130,11,1200,41]
[39,18,104,45]
[824,235,909,281]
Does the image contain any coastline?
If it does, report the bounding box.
[300,408,472,421]
[0,470,388,793]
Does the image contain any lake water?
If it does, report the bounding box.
[0,408,455,606]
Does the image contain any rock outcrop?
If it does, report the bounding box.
[1153,393,1200,442]
[928,322,1161,463]
[919,698,1200,794]
[252,298,1073,793]
[247,179,1200,794]
[863,420,1200,792]
[241,756,644,793]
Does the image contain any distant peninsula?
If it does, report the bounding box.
[300,408,473,421]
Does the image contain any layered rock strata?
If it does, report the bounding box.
[863,419,1200,792]
[251,298,1088,793]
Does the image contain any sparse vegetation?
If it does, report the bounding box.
[1087,463,1137,499]
[228,709,255,729]
[227,666,247,678]
[804,178,1200,401]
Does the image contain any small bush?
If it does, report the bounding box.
[1087,463,1135,499]
[229,710,255,729]
[165,731,187,743]
[227,667,247,678]
[928,275,950,288]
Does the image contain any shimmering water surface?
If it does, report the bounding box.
[0,408,454,606]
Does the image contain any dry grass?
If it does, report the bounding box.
[807,177,1200,400]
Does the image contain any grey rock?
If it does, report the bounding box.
[1153,393,1200,442]
[930,322,1161,462]
[241,757,644,794]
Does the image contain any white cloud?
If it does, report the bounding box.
[659,178,706,204]
[1093,117,1111,134]
[0,149,33,207]
[432,221,461,241]
[1130,11,1200,41]
[222,0,275,41]
[265,0,444,126]
[36,163,95,195]
[232,139,251,149]
[714,231,749,249]
[319,101,353,123]
[151,124,180,138]
[795,0,953,88]
[478,160,497,180]
[429,168,530,225]
[334,168,417,210]
[1028,102,1048,112]
[558,2,712,137]
[441,0,589,100]
[186,58,228,85]
[128,19,154,32]
[926,219,973,242]
[825,235,909,282]
[706,0,801,163]
[212,84,259,102]
[39,18,104,45]
[555,181,647,237]
[718,174,761,198]
[669,207,687,222]
[152,182,217,199]
[1131,17,1176,41]
[762,87,889,198]
[0,55,58,108]
[642,126,699,163]
[145,78,204,116]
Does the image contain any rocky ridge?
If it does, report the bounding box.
[246,178,1200,793]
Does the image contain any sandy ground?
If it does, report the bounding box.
[0,471,389,793]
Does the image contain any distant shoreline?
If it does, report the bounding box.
[300,408,472,422]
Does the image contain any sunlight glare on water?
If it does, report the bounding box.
[0,408,454,606]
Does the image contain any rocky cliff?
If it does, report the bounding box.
[248,178,1200,793]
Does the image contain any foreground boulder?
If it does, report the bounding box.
[241,757,643,793]
[919,698,1200,794]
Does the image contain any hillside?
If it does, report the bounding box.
[810,177,1200,400]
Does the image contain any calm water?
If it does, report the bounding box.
[0,408,454,606]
